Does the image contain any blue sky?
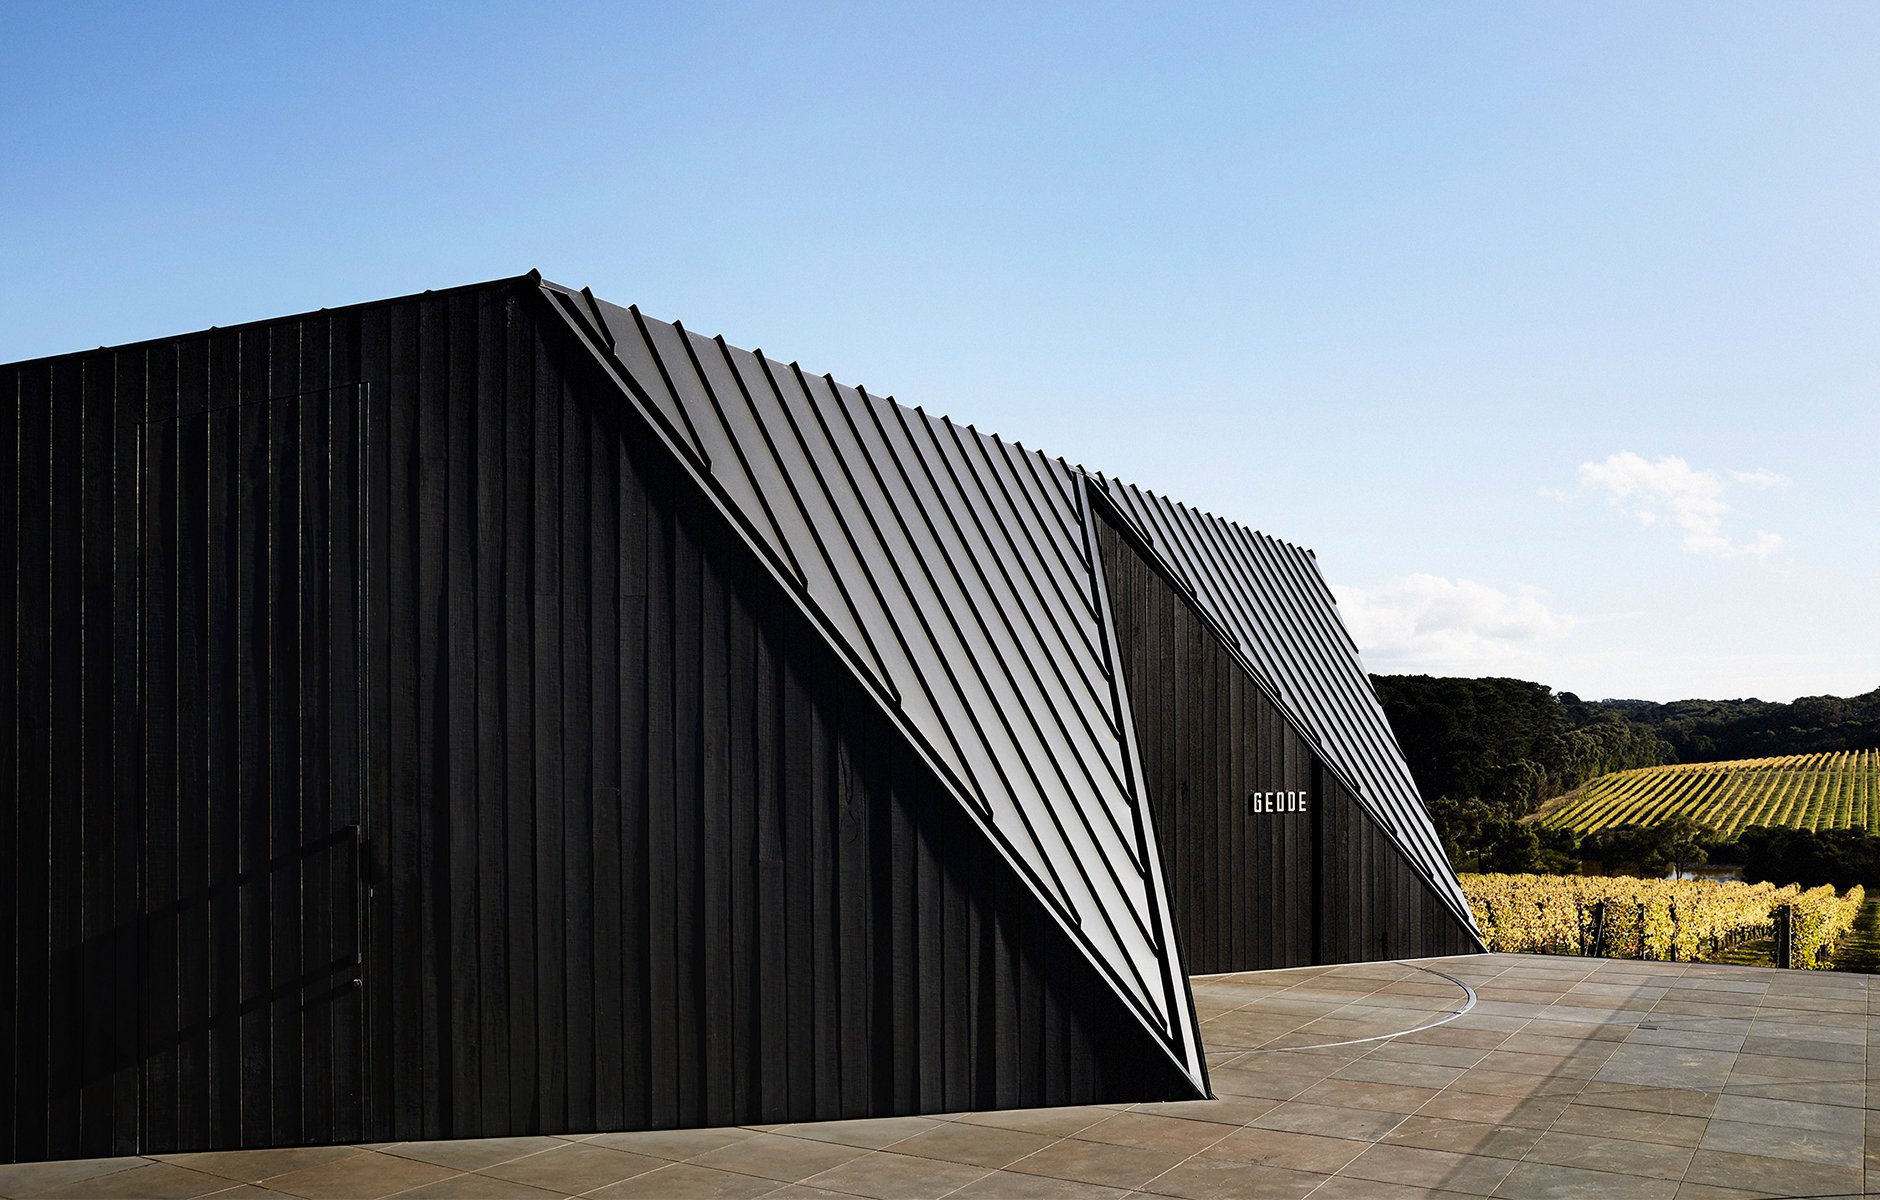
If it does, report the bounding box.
[5,2,1875,702]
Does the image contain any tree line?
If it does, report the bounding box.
[1373,674,1880,877]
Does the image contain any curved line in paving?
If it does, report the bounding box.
[1234,963,1480,1055]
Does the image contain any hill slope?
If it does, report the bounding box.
[1534,749,1880,837]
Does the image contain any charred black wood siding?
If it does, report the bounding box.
[0,281,1192,1163]
[1096,507,1476,973]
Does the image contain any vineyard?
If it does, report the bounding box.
[1532,748,1880,837]
[1460,873,1865,967]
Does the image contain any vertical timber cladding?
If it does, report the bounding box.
[0,278,1193,1164]
[1094,505,1476,973]
[0,321,373,1162]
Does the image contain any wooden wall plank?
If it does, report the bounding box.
[1095,506,1474,973]
[78,355,120,1154]
[0,364,19,1164]
[5,281,1205,1161]
[327,323,366,1144]
[560,357,596,1132]
[413,299,447,1140]
[472,293,510,1134]
[499,300,537,1133]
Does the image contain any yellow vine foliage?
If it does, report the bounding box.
[1793,883,1864,968]
[1537,747,1880,836]
[1459,874,1865,968]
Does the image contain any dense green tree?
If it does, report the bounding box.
[1581,817,1716,878]
[1587,688,1880,761]
[1373,674,1673,871]
[1372,673,1880,874]
[1723,825,1880,889]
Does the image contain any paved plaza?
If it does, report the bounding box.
[2,953,1873,1198]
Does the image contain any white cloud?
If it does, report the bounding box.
[1731,467,1786,489]
[1570,451,1785,559]
[1333,574,1578,675]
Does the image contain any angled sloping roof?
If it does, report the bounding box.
[534,276,1482,1089]
[535,282,1208,1094]
[1093,480,1481,939]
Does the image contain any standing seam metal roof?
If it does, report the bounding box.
[539,282,1205,1093]
[537,278,1481,1093]
[1094,479,1480,937]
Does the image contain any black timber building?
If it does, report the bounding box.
[0,273,1481,1162]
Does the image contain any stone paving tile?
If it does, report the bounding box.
[1636,1013,1751,1032]
[946,1167,1134,1198]
[367,1137,557,1172]
[1196,1126,1368,1173]
[762,1116,947,1150]
[585,1162,781,1198]
[1132,1156,1323,1199]
[1728,1049,1865,1082]
[1489,1160,1679,1199]
[474,1141,666,1192]
[798,1150,992,1199]
[1493,1032,1619,1059]
[1380,1116,1541,1161]
[1621,1026,1746,1052]
[1652,1000,1761,1019]
[1364,1041,1490,1069]
[1683,1147,1863,1197]
[1711,1093,1864,1133]
[582,1126,759,1159]
[1414,1090,1570,1130]
[1294,1077,1439,1114]
[1253,1037,1376,1060]
[1723,1077,1866,1106]
[1573,1081,1718,1118]
[878,1121,1055,1168]
[1304,1178,1483,1200]
[386,1174,566,1199]
[1777,994,1868,1014]
[1441,1067,1586,1099]
[13,954,1880,1200]
[947,1105,1112,1137]
[1739,1033,1865,1062]
[1003,1138,1188,1190]
[1442,1013,1529,1034]
[1547,1102,1708,1147]
[1522,1129,1695,1178]
[257,1151,458,1199]
[1124,1096,1279,1127]
[153,1148,365,1186]
[1471,1048,1605,1079]
[1595,1046,1736,1090]
[1202,1066,1317,1102]
[1248,1100,1406,1141]
[1395,1024,1511,1050]
[1065,1112,1233,1156]
[686,1133,869,1183]
[1330,1057,1466,1090]
[29,1162,235,1199]
[1469,999,1553,1019]
[1699,1118,1863,1167]
[1335,1143,1517,1196]
[1522,1015,1634,1040]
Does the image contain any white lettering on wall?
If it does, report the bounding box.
[1245,790,1309,815]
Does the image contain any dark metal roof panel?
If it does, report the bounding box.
[540,282,1208,1092]
[1096,476,1479,938]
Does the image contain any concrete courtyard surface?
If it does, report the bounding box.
[2,953,1874,1199]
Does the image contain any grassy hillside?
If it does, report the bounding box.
[1534,749,1880,837]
